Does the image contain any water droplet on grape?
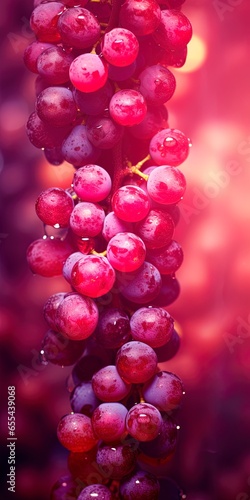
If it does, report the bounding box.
[39,349,48,365]
[43,224,68,240]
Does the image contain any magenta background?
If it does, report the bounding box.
[1,1,250,499]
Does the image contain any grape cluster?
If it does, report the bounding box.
[25,0,192,498]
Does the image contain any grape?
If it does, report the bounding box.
[37,45,74,84]
[142,371,184,412]
[86,115,124,150]
[120,470,160,499]
[71,255,116,298]
[102,28,139,67]
[102,212,133,242]
[119,0,161,36]
[147,166,186,205]
[36,87,77,128]
[69,54,108,93]
[96,442,137,480]
[70,381,100,416]
[73,164,112,203]
[43,292,67,331]
[67,447,101,484]
[26,237,73,277]
[26,111,71,149]
[23,41,54,73]
[159,45,188,68]
[153,8,192,51]
[108,61,136,82]
[158,477,184,499]
[54,292,99,341]
[62,125,100,167]
[63,252,83,283]
[129,105,168,140]
[73,81,113,116]
[41,329,85,366]
[58,7,101,49]
[147,239,184,274]
[57,413,98,453]
[50,474,82,500]
[91,402,128,442]
[126,402,162,441]
[130,307,174,348]
[140,413,178,458]
[35,187,74,227]
[153,274,180,306]
[115,261,162,304]
[109,89,147,127]
[112,185,150,223]
[70,202,105,237]
[107,232,146,272]
[78,484,113,500]
[95,308,131,349]
[116,341,157,384]
[135,209,175,249]
[44,147,64,166]
[154,329,181,362]
[30,1,64,43]
[139,65,176,105]
[149,128,190,166]
[92,365,131,402]
[72,356,108,386]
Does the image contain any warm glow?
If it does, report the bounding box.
[176,34,207,73]
[37,158,75,189]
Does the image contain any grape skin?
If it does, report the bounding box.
[116,341,157,384]
[92,365,132,402]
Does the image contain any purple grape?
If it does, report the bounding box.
[70,381,100,417]
[102,28,139,67]
[36,87,77,128]
[152,274,180,307]
[62,125,100,167]
[92,365,131,402]
[115,261,162,304]
[78,484,113,500]
[119,0,161,36]
[54,292,99,341]
[102,212,133,242]
[86,115,124,150]
[154,329,181,362]
[42,329,85,367]
[37,46,74,84]
[120,470,160,499]
[139,65,176,105]
[147,166,186,205]
[149,128,190,166]
[73,81,113,116]
[63,252,83,283]
[91,402,128,442]
[70,202,105,237]
[130,307,174,348]
[107,232,146,272]
[26,111,71,149]
[109,89,147,127]
[142,371,184,412]
[95,308,131,350]
[140,414,178,458]
[126,402,162,441]
[71,255,116,299]
[135,209,175,250]
[57,7,101,49]
[96,442,137,480]
[30,2,64,43]
[129,105,168,140]
[116,341,157,384]
[147,240,184,274]
[50,474,82,500]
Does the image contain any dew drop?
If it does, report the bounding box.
[39,349,48,366]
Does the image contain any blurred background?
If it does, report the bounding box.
[1,0,250,499]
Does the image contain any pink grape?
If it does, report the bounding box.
[91,402,128,442]
[102,28,139,67]
[142,371,184,412]
[41,329,85,366]
[96,442,137,480]
[30,1,64,42]
[44,147,64,166]
[149,128,190,166]
[69,53,108,93]
[120,470,160,499]
[57,413,98,453]
[92,365,131,402]
[112,185,150,222]
[71,255,116,298]
[78,485,112,500]
[26,237,73,277]
[35,187,74,227]
[54,292,99,341]
[95,308,131,349]
[129,105,168,140]
[115,261,162,304]
[62,252,83,283]
[147,166,186,205]
[140,414,178,459]
[36,87,77,128]
[109,89,147,126]
[37,45,74,84]
[139,65,176,105]
[102,212,133,242]
[86,115,124,149]
[135,209,175,249]
[126,402,162,441]
[147,239,184,274]
[73,164,112,202]
[107,232,146,272]
[43,292,67,331]
[70,381,100,416]
[116,341,157,384]
[70,202,105,237]
[153,274,180,306]
[130,307,174,348]
[119,0,161,36]
[153,8,192,51]
[62,125,100,167]
[23,41,54,73]
[26,111,71,149]
[58,7,101,49]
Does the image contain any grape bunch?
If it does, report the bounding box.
[24,0,192,498]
